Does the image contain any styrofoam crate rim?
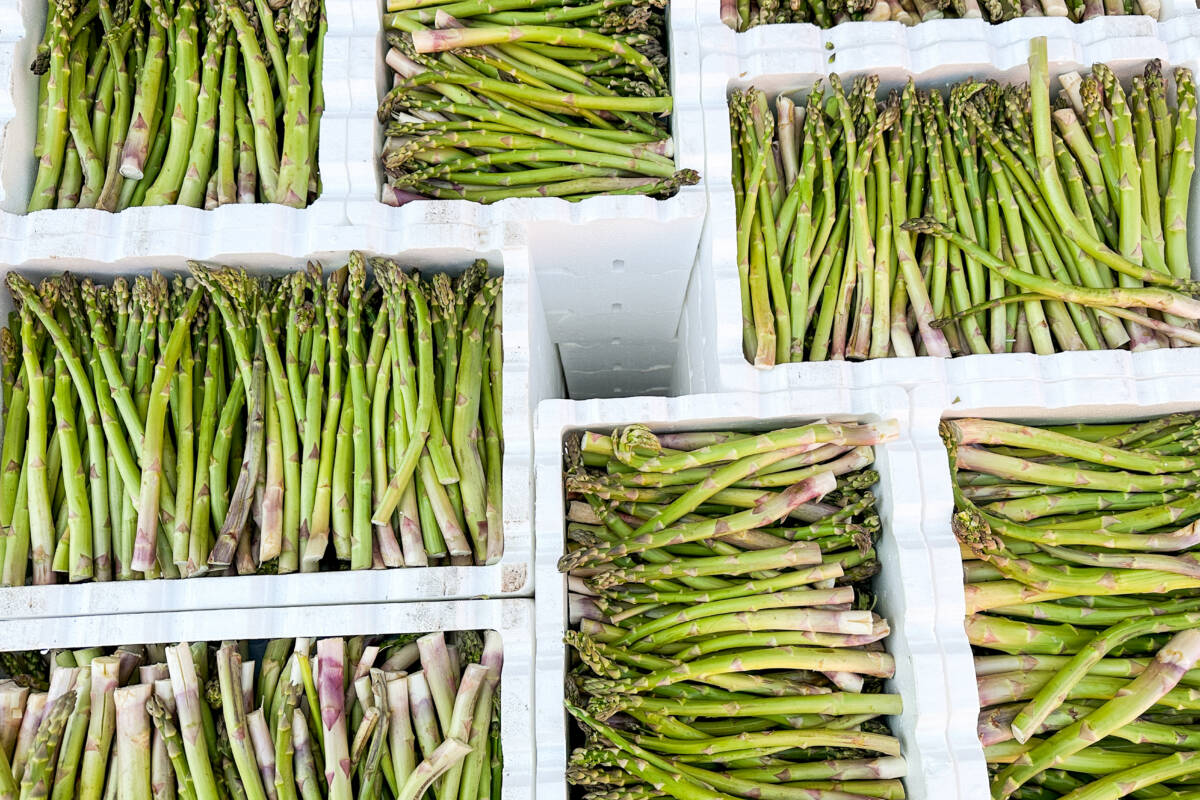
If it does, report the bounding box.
[694,0,1198,35]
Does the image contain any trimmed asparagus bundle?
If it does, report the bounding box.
[0,254,503,585]
[559,420,909,800]
[943,414,1200,799]
[724,0,1156,29]
[733,38,1197,367]
[376,0,697,204]
[26,0,325,212]
[0,634,501,800]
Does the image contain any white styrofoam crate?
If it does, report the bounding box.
[0,241,564,618]
[909,375,1200,798]
[0,0,377,262]
[347,0,706,345]
[0,597,534,800]
[673,21,1200,395]
[533,389,966,800]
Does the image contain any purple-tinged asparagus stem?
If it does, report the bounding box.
[21,668,74,784]
[240,666,255,715]
[114,649,144,689]
[824,670,865,692]
[149,680,194,800]
[439,665,486,800]
[139,666,167,686]
[356,685,388,794]
[357,704,389,800]
[346,707,378,768]
[0,683,30,759]
[163,646,218,800]
[19,689,74,800]
[416,634,456,734]
[315,640,349,800]
[146,683,174,800]
[215,645,265,800]
[445,648,461,691]
[11,694,47,782]
[384,678,414,790]
[458,632,501,800]
[45,668,79,711]
[395,739,471,800]
[380,646,419,675]
[244,712,276,800]
[406,674,441,762]
[291,652,321,756]
[343,647,378,723]
[351,678,373,735]
[289,710,319,800]
[259,399,283,565]
[114,684,152,800]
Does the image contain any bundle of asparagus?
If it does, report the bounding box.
[732,37,1198,368]
[722,0,1160,30]
[376,0,698,204]
[0,252,503,586]
[943,414,1200,799]
[0,632,502,800]
[558,420,909,800]
[27,0,325,212]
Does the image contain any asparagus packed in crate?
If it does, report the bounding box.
[723,0,1159,30]
[733,37,1198,367]
[943,414,1200,799]
[0,631,502,800]
[26,0,325,211]
[0,252,503,585]
[558,420,909,800]
[376,0,698,204]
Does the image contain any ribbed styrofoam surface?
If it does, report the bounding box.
[673,18,1200,395]
[0,0,706,350]
[0,598,535,800]
[0,243,565,618]
[533,389,966,800]
[558,338,678,399]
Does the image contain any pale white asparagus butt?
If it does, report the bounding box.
[114,684,153,800]
[0,682,30,759]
